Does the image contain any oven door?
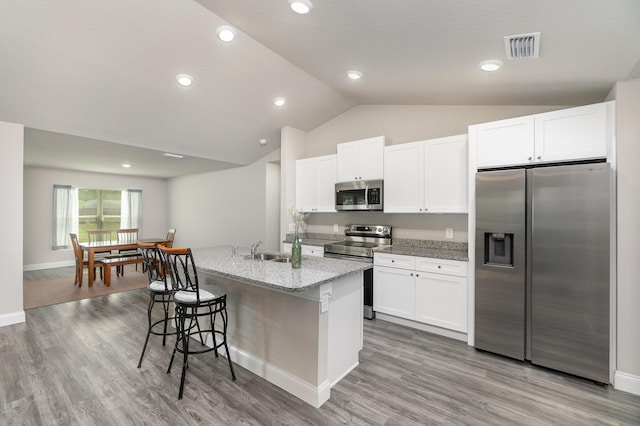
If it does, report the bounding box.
[324,252,375,320]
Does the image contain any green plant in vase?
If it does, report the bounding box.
[288,207,309,269]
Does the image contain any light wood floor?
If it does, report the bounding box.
[3,274,640,425]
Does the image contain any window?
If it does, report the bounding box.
[78,189,122,242]
[52,186,142,247]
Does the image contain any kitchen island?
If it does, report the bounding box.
[191,246,370,408]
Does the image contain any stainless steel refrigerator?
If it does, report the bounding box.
[475,162,610,383]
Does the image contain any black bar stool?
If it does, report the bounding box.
[137,242,176,368]
[159,246,236,399]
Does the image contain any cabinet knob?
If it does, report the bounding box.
[537,156,542,160]
[437,265,441,269]
[391,259,395,263]
[419,208,423,211]
[528,156,533,161]
[416,274,419,277]
[410,273,413,276]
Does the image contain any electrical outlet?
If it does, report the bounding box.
[333,224,339,232]
[321,294,329,313]
[445,228,454,239]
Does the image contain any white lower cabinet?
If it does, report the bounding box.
[282,243,324,257]
[374,252,467,333]
[373,265,416,318]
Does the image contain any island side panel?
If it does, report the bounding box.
[326,272,364,385]
[200,273,323,386]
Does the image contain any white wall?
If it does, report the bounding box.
[23,167,168,269]
[168,149,281,251]
[0,121,24,327]
[613,77,640,393]
[306,105,564,156]
[298,104,563,242]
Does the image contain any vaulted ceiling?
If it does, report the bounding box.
[2,0,639,177]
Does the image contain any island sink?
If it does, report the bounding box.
[244,252,291,262]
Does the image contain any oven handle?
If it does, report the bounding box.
[364,184,369,207]
[324,252,373,264]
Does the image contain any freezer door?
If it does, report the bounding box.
[475,169,526,360]
[530,163,610,383]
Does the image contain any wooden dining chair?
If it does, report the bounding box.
[112,228,141,276]
[87,229,113,244]
[165,228,176,248]
[70,233,103,288]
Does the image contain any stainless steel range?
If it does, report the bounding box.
[324,225,392,319]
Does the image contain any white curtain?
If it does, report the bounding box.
[120,189,143,233]
[52,185,79,249]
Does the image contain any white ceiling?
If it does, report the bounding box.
[2,0,640,178]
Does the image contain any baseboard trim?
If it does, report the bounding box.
[376,312,468,342]
[614,371,640,396]
[0,310,26,328]
[24,260,75,271]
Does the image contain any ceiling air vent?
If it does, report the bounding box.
[504,32,540,59]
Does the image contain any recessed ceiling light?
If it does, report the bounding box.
[216,25,236,42]
[273,97,286,107]
[259,138,267,146]
[289,0,313,14]
[163,152,184,159]
[479,59,503,72]
[176,74,193,86]
[347,70,362,80]
[121,163,131,168]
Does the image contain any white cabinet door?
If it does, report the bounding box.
[314,155,337,212]
[383,141,424,213]
[475,116,535,168]
[358,136,385,181]
[336,141,361,182]
[295,155,336,213]
[336,136,385,182]
[534,102,608,163]
[424,135,468,213]
[373,265,415,319]
[415,272,467,332]
[295,158,317,212]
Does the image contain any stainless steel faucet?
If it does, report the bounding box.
[250,240,263,257]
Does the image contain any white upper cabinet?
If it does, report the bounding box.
[383,141,424,213]
[384,134,468,213]
[475,101,613,169]
[534,102,609,163]
[295,154,336,213]
[475,116,535,168]
[336,136,385,182]
[424,135,468,213]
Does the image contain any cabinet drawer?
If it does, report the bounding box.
[374,253,415,269]
[415,257,467,277]
[301,245,324,257]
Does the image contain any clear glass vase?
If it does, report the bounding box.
[291,229,302,269]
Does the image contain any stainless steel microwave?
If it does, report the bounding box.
[335,180,383,211]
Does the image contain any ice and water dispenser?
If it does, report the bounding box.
[484,233,514,266]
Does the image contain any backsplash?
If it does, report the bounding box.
[392,238,467,252]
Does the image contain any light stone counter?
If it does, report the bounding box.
[192,245,371,292]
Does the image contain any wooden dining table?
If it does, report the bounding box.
[79,237,169,286]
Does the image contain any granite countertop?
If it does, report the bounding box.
[191,246,371,293]
[375,238,469,261]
